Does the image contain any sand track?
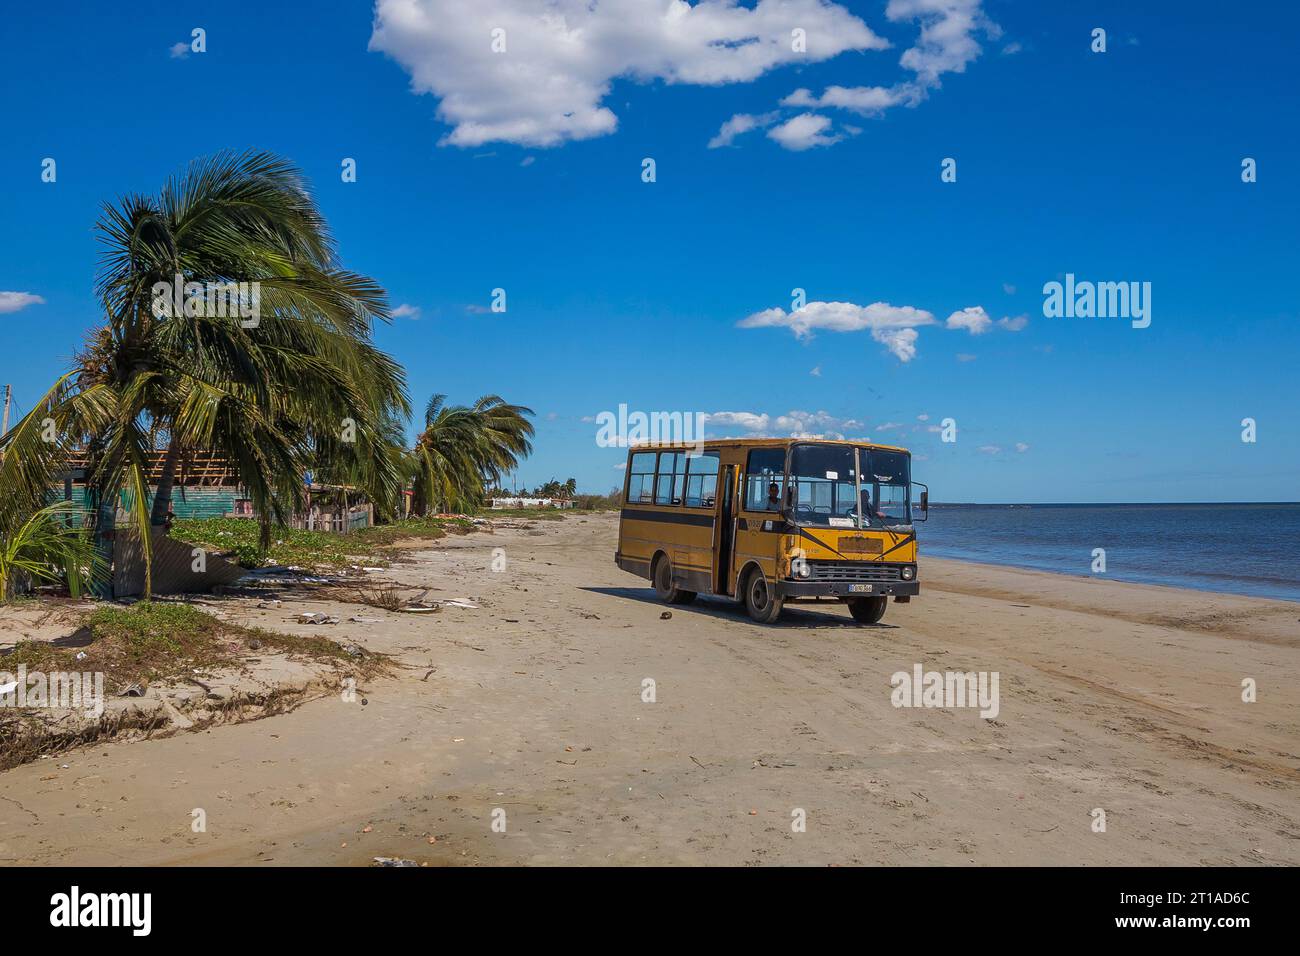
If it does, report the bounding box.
[1,513,1295,866]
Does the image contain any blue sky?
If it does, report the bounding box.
[1,0,1296,502]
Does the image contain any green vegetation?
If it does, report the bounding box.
[3,600,385,691]
[0,501,102,602]
[171,514,478,570]
[410,394,535,514]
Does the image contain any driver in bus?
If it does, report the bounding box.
[767,481,781,510]
[860,488,886,522]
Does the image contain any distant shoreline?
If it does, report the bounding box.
[921,550,1300,605]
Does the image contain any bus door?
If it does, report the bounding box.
[715,464,737,594]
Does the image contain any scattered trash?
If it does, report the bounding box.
[342,644,365,658]
[372,857,418,867]
[248,638,263,651]
[120,683,146,698]
[75,652,87,661]
[362,567,385,573]
[350,615,383,623]
[257,600,282,609]
[660,611,672,620]
[443,599,479,610]
[297,612,340,625]
[399,603,440,613]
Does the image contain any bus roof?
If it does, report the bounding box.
[629,437,911,454]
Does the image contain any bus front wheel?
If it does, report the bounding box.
[653,555,696,605]
[743,569,784,624]
[847,596,888,624]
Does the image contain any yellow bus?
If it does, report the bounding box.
[615,438,927,624]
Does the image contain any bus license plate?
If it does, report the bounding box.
[848,584,874,593]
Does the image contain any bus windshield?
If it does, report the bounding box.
[789,443,911,529]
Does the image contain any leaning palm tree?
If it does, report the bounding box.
[0,151,411,596]
[411,394,534,514]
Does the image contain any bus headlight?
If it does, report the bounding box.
[901,565,915,580]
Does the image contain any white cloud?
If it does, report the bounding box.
[706,411,771,431]
[945,305,992,335]
[1002,282,1016,294]
[0,291,45,314]
[956,352,977,362]
[169,42,190,59]
[370,0,887,148]
[766,0,996,139]
[774,410,864,435]
[1015,442,1030,453]
[738,296,1009,362]
[738,300,935,340]
[887,0,993,86]
[766,112,844,151]
[708,111,778,148]
[916,413,929,421]
[704,409,867,439]
[998,314,1028,331]
[810,365,821,377]
[873,327,919,362]
[978,444,1001,454]
[781,84,911,114]
[391,303,422,319]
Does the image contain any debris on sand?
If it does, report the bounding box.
[372,857,419,867]
[399,603,440,613]
[660,611,672,620]
[297,612,340,625]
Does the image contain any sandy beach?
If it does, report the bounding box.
[1,510,1296,866]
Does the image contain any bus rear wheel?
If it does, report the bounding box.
[847,596,888,624]
[653,555,696,605]
[743,569,784,624]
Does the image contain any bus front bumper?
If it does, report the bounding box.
[774,580,920,599]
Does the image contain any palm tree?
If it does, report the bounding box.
[0,151,411,596]
[0,501,102,602]
[411,394,534,514]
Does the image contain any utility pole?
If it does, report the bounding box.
[1,385,10,461]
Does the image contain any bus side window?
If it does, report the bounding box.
[655,452,686,506]
[627,452,657,504]
[743,448,786,511]
[684,451,720,508]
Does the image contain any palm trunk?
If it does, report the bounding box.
[149,439,182,527]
